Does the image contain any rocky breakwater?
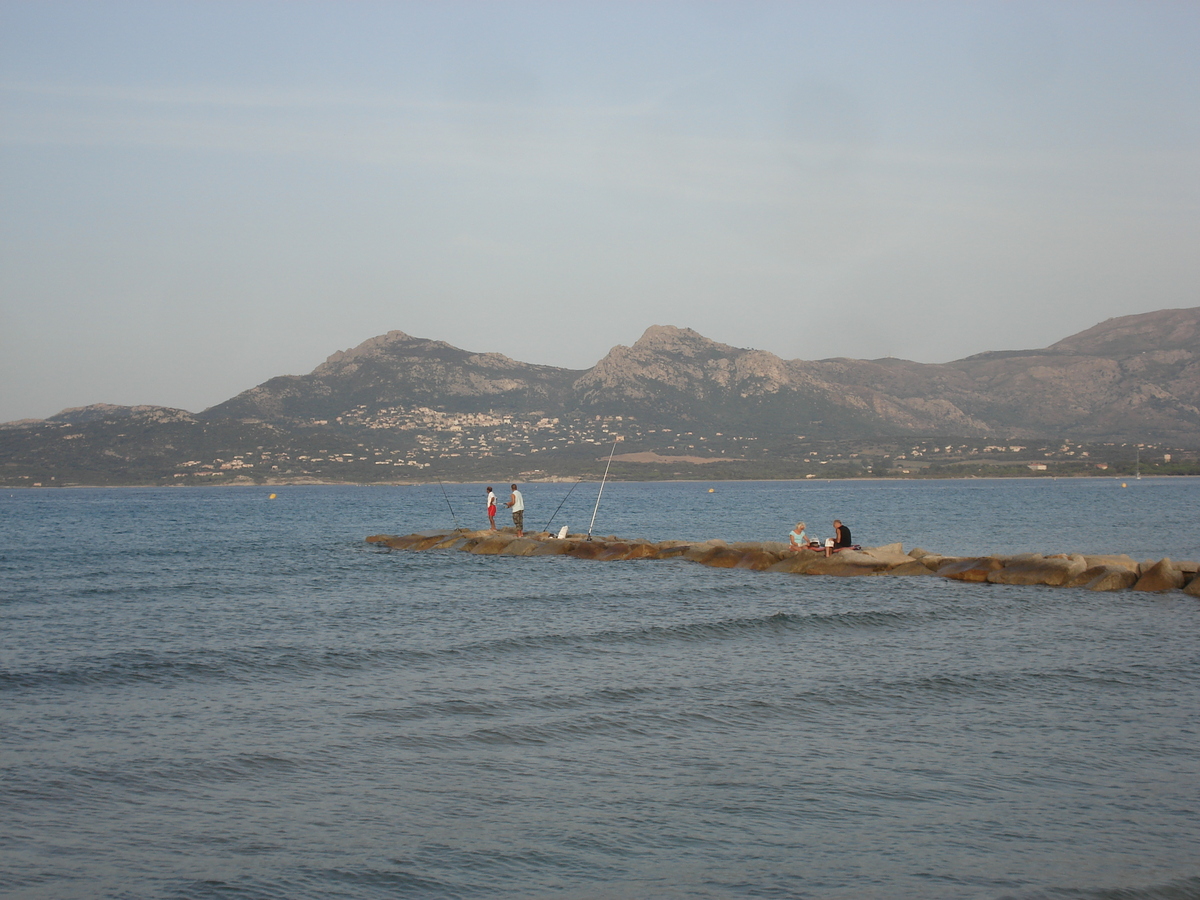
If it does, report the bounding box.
[366,529,1200,596]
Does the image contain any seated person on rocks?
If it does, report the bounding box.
[825,519,852,557]
[788,521,811,551]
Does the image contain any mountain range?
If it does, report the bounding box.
[3,306,1198,485]
[207,305,1200,440]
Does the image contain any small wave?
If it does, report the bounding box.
[165,865,462,900]
[1005,875,1200,900]
[0,608,922,692]
[0,645,436,692]
[447,608,915,661]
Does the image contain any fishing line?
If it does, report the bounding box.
[587,438,619,541]
[542,476,586,533]
[435,476,460,529]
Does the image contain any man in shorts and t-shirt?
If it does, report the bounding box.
[505,484,524,537]
[486,487,498,530]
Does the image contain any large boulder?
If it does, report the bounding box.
[565,541,605,560]
[652,541,693,559]
[499,537,545,556]
[682,541,728,563]
[593,541,649,561]
[1081,554,1140,573]
[859,544,916,568]
[766,551,824,574]
[468,533,520,555]
[432,534,474,551]
[918,554,950,571]
[1072,565,1139,592]
[938,557,1004,582]
[987,554,1087,586]
[367,531,452,550]
[700,547,746,568]
[409,532,460,551]
[886,560,937,577]
[801,555,888,577]
[528,539,575,556]
[1133,559,1186,592]
[1184,574,1200,598]
[734,548,786,570]
[621,541,662,560]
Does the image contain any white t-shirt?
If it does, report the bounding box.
[510,490,524,512]
[487,491,497,510]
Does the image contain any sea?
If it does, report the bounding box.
[2,478,1199,900]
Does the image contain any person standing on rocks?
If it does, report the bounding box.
[486,486,498,530]
[505,483,525,537]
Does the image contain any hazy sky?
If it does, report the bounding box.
[2,1,1197,421]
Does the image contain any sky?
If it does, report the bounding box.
[1,1,1197,421]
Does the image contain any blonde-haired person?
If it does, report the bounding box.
[788,521,810,551]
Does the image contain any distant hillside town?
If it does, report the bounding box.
[3,307,1198,486]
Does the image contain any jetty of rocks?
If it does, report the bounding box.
[366,529,1200,596]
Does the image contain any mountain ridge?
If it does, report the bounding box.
[3,307,1198,487]
[15,306,1200,444]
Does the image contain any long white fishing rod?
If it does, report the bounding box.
[587,438,619,541]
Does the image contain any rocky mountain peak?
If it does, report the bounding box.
[630,325,740,357]
[1048,307,1200,358]
[320,330,423,368]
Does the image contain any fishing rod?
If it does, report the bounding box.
[542,476,586,534]
[586,438,619,541]
[435,476,460,529]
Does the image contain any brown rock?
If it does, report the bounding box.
[409,532,458,550]
[735,549,785,570]
[987,555,1087,586]
[624,542,662,560]
[565,541,605,560]
[468,534,519,555]
[499,537,544,556]
[1184,574,1200,598]
[430,531,475,550]
[1081,554,1140,573]
[1077,566,1139,592]
[589,540,657,561]
[653,542,694,560]
[371,531,452,550]
[683,541,727,563]
[766,551,823,574]
[886,560,937,577]
[858,545,915,568]
[528,539,574,556]
[802,556,887,577]
[938,557,1004,582]
[1133,559,1186,592]
[700,548,745,568]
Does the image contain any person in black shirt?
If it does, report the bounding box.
[826,520,852,556]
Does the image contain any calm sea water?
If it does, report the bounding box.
[2,479,1199,900]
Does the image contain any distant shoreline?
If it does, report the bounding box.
[7,474,1197,490]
